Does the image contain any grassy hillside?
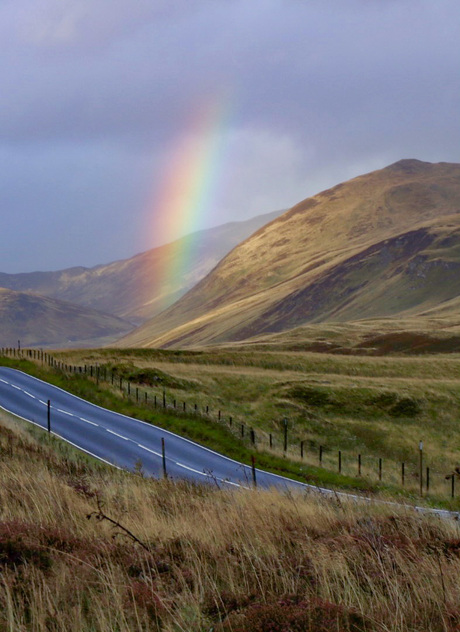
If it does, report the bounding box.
[119,159,460,348]
[2,405,460,631]
[0,288,133,348]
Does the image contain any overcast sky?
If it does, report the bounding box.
[1,0,459,273]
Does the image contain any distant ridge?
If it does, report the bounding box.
[0,209,284,325]
[117,159,460,348]
[0,288,132,348]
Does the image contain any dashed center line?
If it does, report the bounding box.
[80,418,98,427]
[57,409,74,416]
[106,429,129,440]
[138,444,162,457]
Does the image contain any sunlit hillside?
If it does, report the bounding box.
[119,160,460,348]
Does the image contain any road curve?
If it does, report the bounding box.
[0,367,458,519]
[0,367,303,490]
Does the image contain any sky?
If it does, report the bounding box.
[0,0,459,273]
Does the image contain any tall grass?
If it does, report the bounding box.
[2,409,460,631]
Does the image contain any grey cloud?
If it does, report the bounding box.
[0,0,459,271]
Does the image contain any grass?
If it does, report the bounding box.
[2,406,460,631]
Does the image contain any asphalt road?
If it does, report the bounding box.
[0,367,305,490]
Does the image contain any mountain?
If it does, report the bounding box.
[0,210,283,324]
[118,159,460,348]
[0,289,132,348]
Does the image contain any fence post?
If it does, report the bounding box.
[402,462,405,486]
[283,418,288,453]
[378,458,382,481]
[241,423,245,438]
[358,453,361,476]
[47,400,51,433]
[451,474,455,499]
[300,440,304,459]
[319,445,323,466]
[250,429,255,445]
[162,438,167,479]
[162,389,166,409]
[251,455,257,488]
[338,450,342,474]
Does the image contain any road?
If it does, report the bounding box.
[0,367,304,490]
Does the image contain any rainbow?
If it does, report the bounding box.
[149,96,232,309]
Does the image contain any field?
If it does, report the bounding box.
[2,407,460,631]
[3,318,460,506]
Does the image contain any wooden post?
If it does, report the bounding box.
[300,440,304,459]
[283,418,288,453]
[183,401,186,412]
[269,433,273,448]
[241,423,245,438]
[127,381,131,396]
[229,416,232,426]
[136,388,139,402]
[47,400,51,433]
[338,450,342,474]
[250,428,255,444]
[402,462,405,486]
[162,389,166,409]
[173,399,176,409]
[319,445,323,466]
[162,438,167,479]
[358,453,361,476]
[451,474,455,499]
[251,455,257,488]
[379,457,382,481]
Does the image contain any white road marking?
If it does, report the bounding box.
[57,409,74,416]
[0,379,9,384]
[80,417,98,427]
[39,400,47,405]
[23,391,35,398]
[175,463,208,477]
[12,385,21,390]
[138,444,162,457]
[106,429,129,440]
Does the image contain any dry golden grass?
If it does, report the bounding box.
[2,408,460,631]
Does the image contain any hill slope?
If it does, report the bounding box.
[118,159,460,348]
[0,210,283,324]
[0,289,132,348]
